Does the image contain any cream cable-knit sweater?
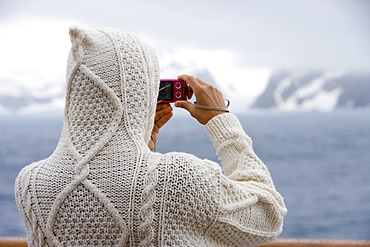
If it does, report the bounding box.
[15,26,287,247]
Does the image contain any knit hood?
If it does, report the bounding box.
[62,26,159,159]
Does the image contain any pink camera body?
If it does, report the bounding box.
[157,79,187,103]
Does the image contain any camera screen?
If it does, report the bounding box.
[158,81,173,101]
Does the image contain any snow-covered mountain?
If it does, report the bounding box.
[1,68,369,115]
[251,70,370,111]
[0,48,269,115]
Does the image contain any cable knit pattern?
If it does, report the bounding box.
[15,26,287,247]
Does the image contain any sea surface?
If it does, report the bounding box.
[1,110,369,239]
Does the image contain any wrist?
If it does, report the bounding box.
[205,113,245,147]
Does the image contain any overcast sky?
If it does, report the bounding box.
[0,0,369,106]
[2,0,369,68]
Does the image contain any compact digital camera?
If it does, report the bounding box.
[157,79,187,103]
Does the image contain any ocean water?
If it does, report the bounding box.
[1,110,369,239]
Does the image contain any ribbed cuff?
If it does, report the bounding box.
[205,113,244,148]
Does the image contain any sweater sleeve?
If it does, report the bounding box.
[14,162,45,247]
[205,113,287,246]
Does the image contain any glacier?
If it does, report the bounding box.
[252,70,370,111]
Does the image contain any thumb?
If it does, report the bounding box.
[174,101,195,113]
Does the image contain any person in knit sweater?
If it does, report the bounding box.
[15,26,287,246]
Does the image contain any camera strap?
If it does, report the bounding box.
[194,99,230,112]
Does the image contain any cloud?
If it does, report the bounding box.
[1,0,369,70]
[0,19,69,114]
[0,18,71,87]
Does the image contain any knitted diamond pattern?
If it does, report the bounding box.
[52,183,126,246]
[67,69,115,155]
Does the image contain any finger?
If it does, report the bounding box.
[178,74,201,92]
[156,103,172,115]
[194,77,208,86]
[186,84,194,99]
[155,111,173,129]
[155,104,173,122]
[187,91,194,99]
[174,100,195,112]
[156,103,171,111]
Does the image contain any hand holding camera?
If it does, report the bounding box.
[174,75,228,125]
[150,75,228,150]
